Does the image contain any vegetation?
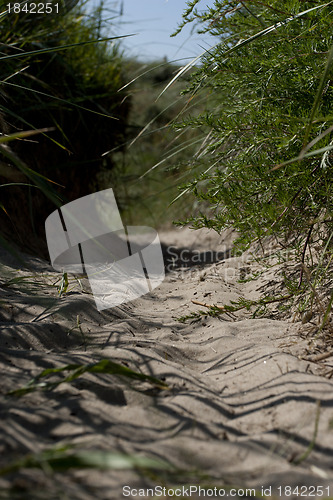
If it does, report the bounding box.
[175,0,333,240]
[0,3,179,489]
[0,0,206,243]
[101,57,207,227]
[171,0,333,317]
[2,0,333,296]
[0,0,129,253]
[1,0,332,495]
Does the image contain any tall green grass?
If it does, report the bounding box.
[99,56,213,228]
[0,0,129,252]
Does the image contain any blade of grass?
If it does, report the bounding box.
[7,358,169,397]
[300,124,333,158]
[0,182,41,188]
[302,43,333,147]
[0,35,134,62]
[0,103,71,152]
[1,80,119,120]
[271,144,333,171]
[139,137,203,178]
[0,446,174,475]
[0,128,53,144]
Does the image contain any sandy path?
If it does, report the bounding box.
[0,227,333,499]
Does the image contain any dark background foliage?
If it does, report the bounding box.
[0,2,129,253]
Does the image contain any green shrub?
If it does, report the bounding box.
[174,0,333,252]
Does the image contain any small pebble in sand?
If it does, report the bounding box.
[301,310,313,324]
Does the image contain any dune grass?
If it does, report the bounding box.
[7,358,169,397]
[97,56,209,228]
[0,0,130,251]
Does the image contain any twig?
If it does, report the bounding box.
[191,294,293,311]
[304,351,333,362]
[298,223,314,288]
[191,299,226,310]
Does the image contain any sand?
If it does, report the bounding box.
[0,227,333,499]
